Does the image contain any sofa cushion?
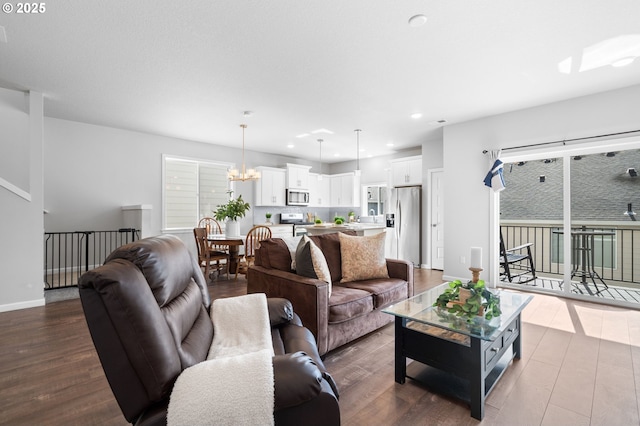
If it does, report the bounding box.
[338,232,389,283]
[308,233,344,283]
[258,238,293,272]
[344,278,408,309]
[327,285,374,324]
[295,236,332,295]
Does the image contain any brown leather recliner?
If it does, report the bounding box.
[79,235,340,426]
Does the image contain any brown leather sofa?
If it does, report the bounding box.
[247,233,414,356]
[79,235,340,426]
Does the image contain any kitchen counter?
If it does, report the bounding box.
[254,223,294,238]
[302,223,386,237]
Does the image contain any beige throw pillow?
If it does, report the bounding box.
[295,235,332,296]
[339,232,389,283]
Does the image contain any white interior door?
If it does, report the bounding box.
[430,169,444,270]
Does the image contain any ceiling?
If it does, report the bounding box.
[1,0,640,163]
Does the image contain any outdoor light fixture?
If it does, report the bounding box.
[627,167,638,177]
[605,152,616,157]
[354,129,362,176]
[539,175,546,183]
[574,155,583,160]
[624,203,637,221]
[517,161,526,166]
[228,124,260,182]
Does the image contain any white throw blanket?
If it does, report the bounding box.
[168,293,275,426]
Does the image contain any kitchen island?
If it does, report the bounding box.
[302,223,386,237]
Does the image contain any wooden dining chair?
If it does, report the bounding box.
[235,225,272,279]
[198,216,231,257]
[198,217,225,247]
[193,227,230,281]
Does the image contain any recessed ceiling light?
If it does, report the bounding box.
[311,128,334,135]
[287,143,294,149]
[386,142,395,147]
[296,133,310,138]
[408,14,428,27]
[410,112,423,119]
[334,153,340,157]
[612,56,636,67]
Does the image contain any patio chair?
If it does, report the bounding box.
[500,229,536,284]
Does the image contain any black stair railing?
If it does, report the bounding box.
[43,228,140,289]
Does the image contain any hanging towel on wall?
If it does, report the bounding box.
[483,150,505,192]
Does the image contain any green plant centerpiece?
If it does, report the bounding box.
[334,216,345,225]
[265,212,272,224]
[213,191,251,221]
[314,218,323,224]
[213,191,250,236]
[433,279,501,321]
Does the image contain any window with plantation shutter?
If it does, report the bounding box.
[199,163,229,220]
[163,156,231,230]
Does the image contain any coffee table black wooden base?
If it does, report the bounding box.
[393,314,522,420]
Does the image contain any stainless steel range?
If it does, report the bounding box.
[280,213,314,236]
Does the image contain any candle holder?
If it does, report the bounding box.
[469,267,483,283]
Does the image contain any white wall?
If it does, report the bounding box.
[43,118,311,234]
[0,90,45,312]
[0,88,29,191]
[443,84,640,283]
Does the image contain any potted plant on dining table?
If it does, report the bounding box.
[213,191,251,237]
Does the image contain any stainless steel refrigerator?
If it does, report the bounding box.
[385,186,421,266]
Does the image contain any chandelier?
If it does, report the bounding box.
[354,129,362,176]
[228,124,260,181]
[317,139,323,180]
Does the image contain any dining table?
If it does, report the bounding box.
[207,234,244,277]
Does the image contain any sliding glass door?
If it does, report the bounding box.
[497,141,640,307]
[569,150,640,303]
[499,156,565,294]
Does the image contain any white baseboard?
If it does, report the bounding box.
[442,274,467,282]
[0,298,45,313]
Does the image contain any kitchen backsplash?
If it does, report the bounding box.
[253,206,359,224]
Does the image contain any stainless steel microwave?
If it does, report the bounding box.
[286,189,310,206]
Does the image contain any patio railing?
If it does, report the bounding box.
[501,222,640,285]
[43,228,140,289]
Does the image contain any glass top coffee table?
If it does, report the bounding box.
[383,283,532,420]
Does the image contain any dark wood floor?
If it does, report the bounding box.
[2,269,639,425]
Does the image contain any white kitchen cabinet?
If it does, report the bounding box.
[261,224,294,238]
[286,163,311,189]
[255,167,286,206]
[391,156,422,186]
[329,173,360,207]
[308,173,331,207]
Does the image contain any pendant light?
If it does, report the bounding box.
[228,124,260,181]
[354,129,362,176]
[317,139,323,181]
